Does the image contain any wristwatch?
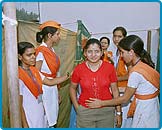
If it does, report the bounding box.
[116,111,122,116]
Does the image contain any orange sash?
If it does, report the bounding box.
[116,56,128,87]
[127,61,160,117]
[36,46,60,78]
[19,66,43,99]
[103,51,113,62]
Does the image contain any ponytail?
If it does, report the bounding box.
[140,49,155,68]
[36,31,43,43]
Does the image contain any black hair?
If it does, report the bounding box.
[113,26,127,37]
[99,36,110,46]
[118,35,155,68]
[18,42,34,66]
[36,26,58,43]
[83,38,102,52]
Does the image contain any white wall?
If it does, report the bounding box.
[40,2,160,66]
[40,2,159,33]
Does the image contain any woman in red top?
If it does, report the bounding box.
[70,38,121,128]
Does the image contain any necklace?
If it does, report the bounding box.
[21,66,30,71]
[134,58,141,66]
[21,66,33,78]
[87,60,102,72]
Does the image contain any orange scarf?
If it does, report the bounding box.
[127,61,160,117]
[103,51,113,62]
[36,46,60,78]
[19,66,43,99]
[116,56,128,87]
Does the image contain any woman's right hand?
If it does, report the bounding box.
[74,104,80,111]
[85,98,102,108]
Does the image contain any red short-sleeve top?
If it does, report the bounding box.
[71,61,117,107]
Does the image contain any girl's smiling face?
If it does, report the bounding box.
[84,43,103,63]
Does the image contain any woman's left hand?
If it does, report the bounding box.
[115,114,122,128]
[85,98,102,108]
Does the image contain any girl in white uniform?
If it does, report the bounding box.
[18,42,69,128]
[36,42,59,127]
[128,72,159,127]
[35,20,68,127]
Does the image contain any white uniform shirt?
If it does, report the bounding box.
[19,72,47,128]
[36,42,59,126]
[128,72,160,128]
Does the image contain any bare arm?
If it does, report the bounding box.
[111,82,122,128]
[86,86,136,108]
[20,95,29,128]
[111,82,121,111]
[69,82,79,111]
[102,87,135,106]
[43,75,69,86]
[117,74,128,81]
[36,59,70,86]
[35,60,43,71]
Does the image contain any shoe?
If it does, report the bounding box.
[49,124,56,128]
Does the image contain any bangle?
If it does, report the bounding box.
[116,111,122,116]
[66,72,70,78]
